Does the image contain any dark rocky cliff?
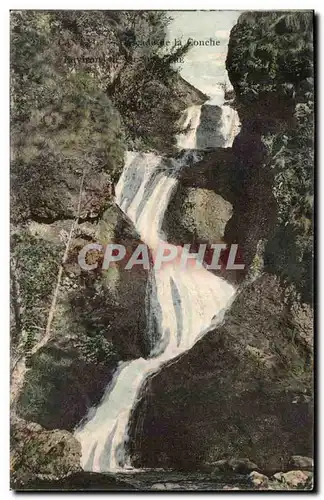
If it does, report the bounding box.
[130,11,314,472]
[226,11,314,302]
[14,204,150,430]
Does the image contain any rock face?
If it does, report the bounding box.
[225,11,314,303]
[162,186,232,246]
[11,417,81,488]
[11,11,314,489]
[15,203,150,430]
[16,162,119,223]
[248,471,269,488]
[10,12,211,480]
[195,104,240,149]
[16,472,136,491]
[174,75,208,109]
[129,274,313,471]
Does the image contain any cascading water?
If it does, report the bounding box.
[221,105,241,148]
[75,116,237,474]
[176,101,240,150]
[176,105,202,149]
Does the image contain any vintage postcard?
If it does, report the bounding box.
[10,10,314,491]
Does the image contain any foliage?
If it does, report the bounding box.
[11,232,63,354]
[11,11,126,223]
[48,10,191,151]
[227,12,313,109]
[75,332,118,366]
[11,10,191,222]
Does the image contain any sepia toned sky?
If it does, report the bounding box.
[166,11,242,104]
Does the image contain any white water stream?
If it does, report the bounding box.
[75,105,237,473]
[177,104,240,149]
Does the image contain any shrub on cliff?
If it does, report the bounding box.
[227,12,313,111]
[49,10,192,151]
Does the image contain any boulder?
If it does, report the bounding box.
[213,458,259,474]
[289,455,313,470]
[273,470,312,489]
[248,471,269,488]
[15,203,150,430]
[11,417,81,488]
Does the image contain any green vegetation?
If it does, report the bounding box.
[11,11,126,223]
[226,12,314,302]
[227,12,313,108]
[267,97,313,302]
[17,341,118,429]
[11,11,190,224]
[11,232,63,357]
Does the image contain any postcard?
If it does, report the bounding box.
[10,10,314,491]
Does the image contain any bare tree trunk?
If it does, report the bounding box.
[10,256,24,344]
[10,357,27,408]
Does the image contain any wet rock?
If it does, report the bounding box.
[273,470,312,488]
[214,458,259,474]
[163,186,232,247]
[16,472,136,491]
[16,203,150,430]
[289,455,313,470]
[248,471,269,488]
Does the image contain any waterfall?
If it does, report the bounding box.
[176,105,202,149]
[177,102,240,150]
[74,123,236,474]
[220,105,241,148]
